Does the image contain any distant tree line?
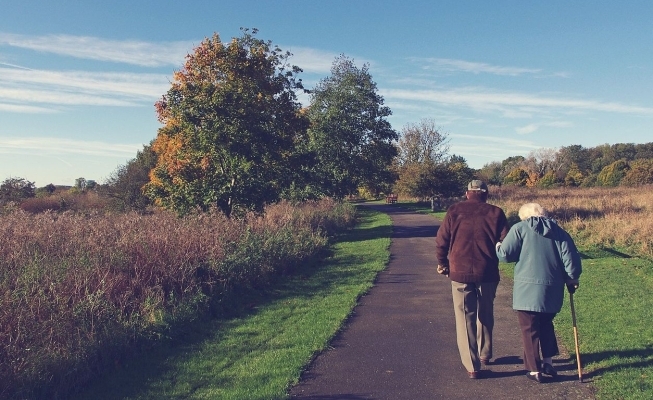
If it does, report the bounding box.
[475,143,653,188]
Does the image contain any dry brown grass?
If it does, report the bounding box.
[0,199,355,399]
[489,185,653,257]
[18,191,112,213]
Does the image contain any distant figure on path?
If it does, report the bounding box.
[435,180,509,379]
[496,203,582,383]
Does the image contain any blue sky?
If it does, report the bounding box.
[1,1,652,186]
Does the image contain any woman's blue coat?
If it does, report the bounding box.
[496,217,582,313]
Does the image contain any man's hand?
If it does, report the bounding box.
[566,280,579,294]
[437,265,449,276]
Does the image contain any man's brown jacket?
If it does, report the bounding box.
[435,198,509,283]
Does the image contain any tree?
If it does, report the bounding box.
[145,29,308,217]
[589,144,616,174]
[523,148,561,178]
[634,143,653,160]
[612,143,637,161]
[0,177,35,204]
[305,55,398,199]
[536,171,558,188]
[500,155,526,181]
[104,144,157,211]
[443,155,475,196]
[621,159,653,186]
[396,119,449,166]
[503,168,529,186]
[476,161,503,186]
[75,177,87,191]
[393,155,472,206]
[596,159,629,187]
[35,183,57,198]
[564,163,585,187]
[393,119,451,199]
[393,162,426,198]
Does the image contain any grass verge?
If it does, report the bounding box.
[500,250,653,399]
[72,206,391,400]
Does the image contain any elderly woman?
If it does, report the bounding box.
[496,203,582,383]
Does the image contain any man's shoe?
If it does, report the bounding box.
[526,372,542,383]
[542,363,558,378]
[480,358,490,366]
[468,371,479,379]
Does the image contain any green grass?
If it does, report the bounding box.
[500,251,653,399]
[72,207,391,400]
[393,200,447,219]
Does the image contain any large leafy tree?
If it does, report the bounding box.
[305,56,398,198]
[393,119,461,201]
[146,29,308,217]
[411,155,473,198]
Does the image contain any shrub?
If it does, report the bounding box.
[621,159,653,186]
[596,159,629,187]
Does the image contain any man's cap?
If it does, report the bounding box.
[467,180,488,192]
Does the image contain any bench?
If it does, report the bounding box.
[385,194,398,204]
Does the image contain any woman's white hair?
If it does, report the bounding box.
[518,202,547,220]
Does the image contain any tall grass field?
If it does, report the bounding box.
[0,199,357,399]
[72,207,391,399]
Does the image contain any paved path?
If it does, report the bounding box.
[289,204,595,399]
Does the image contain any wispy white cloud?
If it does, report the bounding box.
[546,121,573,128]
[452,133,540,148]
[0,87,139,107]
[0,67,169,111]
[0,32,195,67]
[515,120,574,135]
[516,123,539,134]
[381,88,653,117]
[0,137,141,157]
[447,133,542,167]
[414,58,542,76]
[286,47,339,74]
[0,102,57,113]
[0,68,168,97]
[0,61,32,70]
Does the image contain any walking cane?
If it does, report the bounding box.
[569,291,583,382]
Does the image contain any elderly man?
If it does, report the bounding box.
[435,180,509,379]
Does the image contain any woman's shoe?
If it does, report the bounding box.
[526,372,542,383]
[542,363,558,378]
